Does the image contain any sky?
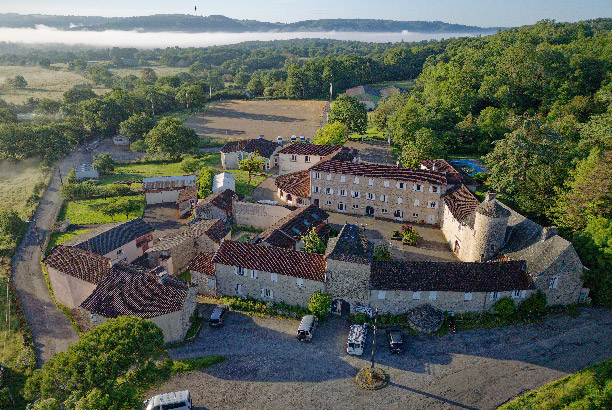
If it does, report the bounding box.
[0,0,610,28]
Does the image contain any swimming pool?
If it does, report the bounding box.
[449,159,487,175]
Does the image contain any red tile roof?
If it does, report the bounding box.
[196,189,237,216]
[278,143,342,157]
[310,160,448,185]
[177,184,198,204]
[44,245,112,284]
[420,159,475,186]
[443,185,480,223]
[188,218,230,244]
[212,241,326,282]
[80,265,192,319]
[188,253,216,276]
[275,170,310,198]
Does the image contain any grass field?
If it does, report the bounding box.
[58,195,145,225]
[45,229,91,255]
[219,169,269,197]
[367,79,416,91]
[0,158,50,218]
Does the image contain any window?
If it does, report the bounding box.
[326,173,332,180]
[352,204,359,209]
[314,172,321,179]
[325,200,332,206]
[394,210,403,219]
[397,197,403,204]
[490,291,500,301]
[368,178,374,186]
[367,193,375,200]
[116,249,123,256]
[413,291,421,300]
[511,290,521,299]
[414,199,420,207]
[412,212,419,218]
[250,269,258,279]
[520,290,527,298]
[397,182,406,189]
[235,284,242,295]
[354,177,360,184]
[325,188,333,195]
[305,156,311,163]
[384,180,390,187]
[429,291,437,301]
[340,176,346,182]
[235,266,245,276]
[378,290,386,300]
[270,272,278,282]
[297,278,304,287]
[428,201,438,209]
[381,208,388,214]
[464,292,473,301]
[262,288,274,299]
[313,186,321,194]
[208,278,215,289]
[380,195,388,202]
[430,185,439,193]
[338,189,347,197]
[351,191,360,198]
[338,202,346,212]
[549,277,559,289]
[413,184,423,192]
[290,154,297,162]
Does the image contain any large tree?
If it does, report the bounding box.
[145,117,199,158]
[119,113,156,141]
[328,95,368,134]
[313,122,349,146]
[92,152,115,175]
[238,151,265,186]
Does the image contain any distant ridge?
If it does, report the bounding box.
[0,13,502,33]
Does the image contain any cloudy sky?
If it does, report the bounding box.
[0,0,610,27]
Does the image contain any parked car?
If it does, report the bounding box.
[143,390,192,410]
[296,315,317,342]
[386,326,404,353]
[346,324,368,355]
[209,304,228,327]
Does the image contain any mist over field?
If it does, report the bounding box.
[0,25,485,48]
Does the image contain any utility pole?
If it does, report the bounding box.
[150,93,155,118]
[186,90,189,110]
[370,307,378,378]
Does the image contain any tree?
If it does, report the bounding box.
[7,75,27,89]
[86,66,113,87]
[63,87,97,105]
[140,67,158,85]
[102,198,141,221]
[247,77,265,97]
[92,153,115,175]
[313,122,349,146]
[197,167,214,198]
[301,227,326,254]
[308,291,332,319]
[238,151,265,186]
[0,108,17,124]
[207,70,224,92]
[373,244,391,261]
[24,316,164,410]
[119,113,156,141]
[371,93,409,132]
[66,168,77,184]
[145,117,199,158]
[234,71,250,88]
[328,95,368,134]
[35,98,62,115]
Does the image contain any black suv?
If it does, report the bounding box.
[386,326,404,353]
[209,305,228,327]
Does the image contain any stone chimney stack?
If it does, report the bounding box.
[541,226,559,242]
[485,192,497,202]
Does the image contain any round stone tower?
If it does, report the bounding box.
[470,195,511,262]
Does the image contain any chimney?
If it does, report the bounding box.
[541,226,558,242]
[277,136,283,144]
[485,192,497,202]
[258,135,265,140]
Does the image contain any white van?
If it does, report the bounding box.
[346,324,368,355]
[143,390,192,410]
[296,315,317,342]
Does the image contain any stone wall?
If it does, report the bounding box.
[324,259,371,308]
[221,152,240,169]
[102,237,148,265]
[309,171,445,224]
[277,188,310,207]
[533,247,584,305]
[46,265,97,309]
[278,153,323,175]
[195,204,228,222]
[470,212,508,262]
[233,201,292,229]
[191,270,216,296]
[147,238,196,276]
[214,263,324,307]
[440,206,476,261]
[145,189,180,205]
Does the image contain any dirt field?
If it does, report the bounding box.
[184,100,327,142]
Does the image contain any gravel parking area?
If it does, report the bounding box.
[157,306,612,410]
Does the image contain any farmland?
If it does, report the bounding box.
[0,158,50,218]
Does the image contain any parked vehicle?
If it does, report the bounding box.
[346,324,368,355]
[143,390,192,410]
[209,304,228,327]
[386,326,404,353]
[296,315,317,342]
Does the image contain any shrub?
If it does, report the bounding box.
[197,167,213,198]
[518,290,547,317]
[130,139,147,152]
[180,156,201,173]
[492,297,516,319]
[400,225,419,245]
[66,168,77,184]
[92,153,115,175]
[308,291,332,319]
[374,244,391,261]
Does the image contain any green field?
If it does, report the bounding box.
[0,158,50,218]
[45,229,91,255]
[367,79,416,91]
[59,195,145,225]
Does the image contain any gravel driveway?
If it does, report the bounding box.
[160,306,612,410]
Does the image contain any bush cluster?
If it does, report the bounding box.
[220,296,309,319]
[60,181,131,200]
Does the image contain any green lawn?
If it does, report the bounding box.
[46,229,91,255]
[216,170,269,197]
[367,79,416,91]
[350,125,386,141]
[59,195,145,225]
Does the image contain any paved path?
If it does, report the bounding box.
[11,151,86,365]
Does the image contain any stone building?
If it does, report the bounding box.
[193,189,238,224]
[254,205,329,250]
[80,265,197,344]
[176,184,198,218]
[211,240,326,307]
[277,143,343,175]
[143,175,197,205]
[309,160,448,224]
[420,159,477,192]
[220,138,282,170]
[275,170,311,207]
[189,252,217,295]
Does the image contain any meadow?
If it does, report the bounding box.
[0,158,50,218]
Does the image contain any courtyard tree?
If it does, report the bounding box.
[101,198,142,221]
[92,152,115,175]
[301,227,326,254]
[119,113,156,141]
[238,151,266,186]
[145,117,199,159]
[308,291,332,319]
[313,122,349,146]
[328,94,368,134]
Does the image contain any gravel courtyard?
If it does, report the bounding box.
[155,306,612,410]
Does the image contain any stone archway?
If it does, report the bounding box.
[331,299,351,316]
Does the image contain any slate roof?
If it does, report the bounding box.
[310,160,448,185]
[325,223,372,264]
[81,265,192,319]
[187,218,230,244]
[73,218,153,256]
[44,245,112,284]
[476,199,511,218]
[278,143,342,157]
[177,184,198,204]
[196,189,237,216]
[256,205,329,249]
[370,260,535,292]
[420,159,475,187]
[443,185,480,224]
[275,170,311,197]
[188,252,216,276]
[212,241,326,282]
[220,138,281,158]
